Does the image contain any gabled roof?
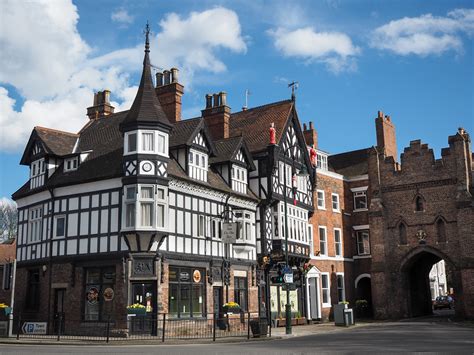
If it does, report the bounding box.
[120,31,171,130]
[211,136,256,170]
[229,100,293,153]
[328,147,371,177]
[20,127,78,165]
[169,117,217,155]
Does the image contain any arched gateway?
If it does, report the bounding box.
[367,129,474,320]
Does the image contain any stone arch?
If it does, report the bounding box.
[354,273,371,288]
[399,246,461,318]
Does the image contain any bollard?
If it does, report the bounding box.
[106,315,110,343]
[247,312,250,339]
[213,313,216,342]
[16,313,21,340]
[57,314,62,342]
[162,313,166,342]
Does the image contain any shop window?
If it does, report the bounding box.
[234,276,248,311]
[25,269,40,311]
[168,266,205,318]
[84,267,116,321]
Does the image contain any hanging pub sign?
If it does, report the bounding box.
[222,222,239,244]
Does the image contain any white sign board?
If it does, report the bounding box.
[222,222,238,244]
[284,273,293,284]
[22,322,47,335]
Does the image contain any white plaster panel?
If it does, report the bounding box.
[80,212,89,235]
[68,213,78,237]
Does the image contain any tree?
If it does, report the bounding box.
[0,198,17,242]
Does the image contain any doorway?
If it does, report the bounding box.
[130,282,157,335]
[307,276,320,320]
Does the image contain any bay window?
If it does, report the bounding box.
[124,130,168,156]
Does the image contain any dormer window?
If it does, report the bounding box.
[30,158,46,189]
[316,152,328,171]
[64,157,78,172]
[231,165,247,193]
[188,149,208,182]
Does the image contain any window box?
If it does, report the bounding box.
[127,306,146,316]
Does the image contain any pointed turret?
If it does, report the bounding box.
[120,22,171,132]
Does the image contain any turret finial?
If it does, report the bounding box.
[144,21,151,53]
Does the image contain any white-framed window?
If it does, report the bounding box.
[54,215,66,238]
[297,174,307,194]
[189,149,208,182]
[125,132,137,154]
[124,185,136,228]
[316,152,328,171]
[235,211,254,241]
[336,273,345,303]
[28,207,42,242]
[356,230,370,255]
[353,188,368,211]
[331,193,340,212]
[141,131,155,152]
[278,161,292,186]
[321,273,331,307]
[64,157,78,172]
[231,165,247,194]
[316,190,325,209]
[198,215,206,238]
[122,184,168,230]
[30,158,45,178]
[334,228,342,257]
[125,130,169,156]
[211,220,222,239]
[139,185,154,227]
[319,226,327,256]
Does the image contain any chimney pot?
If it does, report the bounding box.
[213,93,220,107]
[303,123,307,130]
[205,94,212,109]
[220,92,227,106]
[93,92,98,106]
[104,90,110,104]
[309,121,314,130]
[171,68,179,83]
[156,72,163,87]
[163,70,171,85]
[378,110,383,119]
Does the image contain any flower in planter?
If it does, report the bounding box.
[127,303,146,309]
[0,303,9,309]
[223,302,241,313]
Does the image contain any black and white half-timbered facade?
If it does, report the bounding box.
[12,26,315,332]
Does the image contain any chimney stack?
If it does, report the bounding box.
[375,110,397,160]
[86,90,115,120]
[202,92,231,140]
[303,121,318,148]
[155,67,184,123]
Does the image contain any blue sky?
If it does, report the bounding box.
[0,0,473,199]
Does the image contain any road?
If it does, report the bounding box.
[1,318,472,354]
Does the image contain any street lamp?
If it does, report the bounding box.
[282,145,309,335]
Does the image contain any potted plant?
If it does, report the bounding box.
[222,302,240,315]
[295,311,306,325]
[127,303,146,316]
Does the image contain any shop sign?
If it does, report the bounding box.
[179,271,190,281]
[86,286,99,305]
[193,270,201,283]
[21,322,47,335]
[132,258,154,277]
[103,287,114,302]
[222,222,238,244]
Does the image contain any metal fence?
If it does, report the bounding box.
[12,313,270,343]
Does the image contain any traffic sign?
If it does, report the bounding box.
[284,273,293,283]
[21,322,47,334]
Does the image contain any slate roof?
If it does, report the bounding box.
[211,136,244,164]
[229,100,293,153]
[169,118,201,147]
[120,36,171,129]
[328,148,371,177]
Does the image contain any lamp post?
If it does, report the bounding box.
[281,145,308,335]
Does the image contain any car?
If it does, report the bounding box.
[433,296,453,310]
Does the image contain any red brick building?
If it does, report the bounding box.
[306,112,473,321]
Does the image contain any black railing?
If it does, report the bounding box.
[11,313,269,343]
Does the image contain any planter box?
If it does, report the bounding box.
[297,317,306,325]
[223,307,240,315]
[127,308,146,316]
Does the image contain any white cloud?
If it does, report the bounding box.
[370,8,474,56]
[0,3,247,152]
[268,27,360,73]
[111,8,134,25]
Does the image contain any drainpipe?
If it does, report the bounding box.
[47,188,55,332]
